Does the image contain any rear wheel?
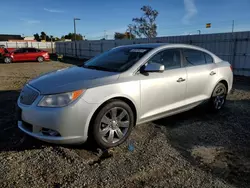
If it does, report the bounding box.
[37,56,44,63]
[209,83,227,111]
[4,57,12,64]
[91,100,134,149]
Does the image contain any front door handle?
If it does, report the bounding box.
[177,78,186,82]
[210,71,216,76]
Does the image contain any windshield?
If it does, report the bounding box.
[83,47,152,72]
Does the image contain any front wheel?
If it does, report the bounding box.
[37,56,44,63]
[4,57,12,64]
[91,100,134,149]
[209,83,227,111]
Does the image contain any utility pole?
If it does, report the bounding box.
[197,30,201,35]
[230,20,235,71]
[232,20,235,33]
[104,30,106,40]
[129,27,132,40]
[50,35,53,53]
[73,18,80,57]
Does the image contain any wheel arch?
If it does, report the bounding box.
[218,80,228,92]
[210,79,229,97]
[87,96,138,137]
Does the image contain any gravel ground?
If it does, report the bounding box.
[0,61,250,188]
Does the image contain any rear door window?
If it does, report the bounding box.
[14,48,25,54]
[27,48,37,53]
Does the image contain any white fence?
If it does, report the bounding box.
[56,31,250,76]
[0,41,55,49]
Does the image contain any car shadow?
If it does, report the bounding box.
[153,99,250,187]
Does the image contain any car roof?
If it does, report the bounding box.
[117,43,222,62]
[118,43,168,49]
[117,43,207,50]
[19,47,37,49]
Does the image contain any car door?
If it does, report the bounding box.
[137,48,187,122]
[183,48,218,105]
[25,48,38,61]
[12,48,26,62]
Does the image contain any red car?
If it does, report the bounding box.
[3,48,50,63]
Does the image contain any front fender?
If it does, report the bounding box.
[82,80,141,119]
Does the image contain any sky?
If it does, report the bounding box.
[1,0,250,40]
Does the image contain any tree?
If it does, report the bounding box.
[114,32,135,40]
[129,5,159,38]
[46,35,50,41]
[64,33,73,40]
[61,36,65,41]
[62,33,83,41]
[40,31,46,41]
[54,37,60,41]
[34,33,40,41]
[34,32,59,41]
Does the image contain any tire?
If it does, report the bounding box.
[4,57,12,64]
[37,56,44,63]
[209,82,227,112]
[91,100,135,149]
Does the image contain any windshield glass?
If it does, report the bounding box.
[83,47,152,72]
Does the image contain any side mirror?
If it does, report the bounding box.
[142,63,164,73]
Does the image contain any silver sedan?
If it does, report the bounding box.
[17,43,233,148]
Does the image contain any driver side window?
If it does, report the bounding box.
[148,49,181,70]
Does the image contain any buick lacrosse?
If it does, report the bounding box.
[17,43,233,148]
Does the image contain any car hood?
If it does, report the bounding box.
[29,66,120,94]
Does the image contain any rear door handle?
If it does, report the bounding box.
[177,78,186,82]
[210,71,216,76]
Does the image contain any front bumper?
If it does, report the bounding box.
[17,94,99,145]
[18,121,85,144]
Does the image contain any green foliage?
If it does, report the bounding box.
[33,32,83,42]
[114,32,135,40]
[40,31,46,40]
[62,33,83,41]
[129,5,159,38]
[33,33,40,41]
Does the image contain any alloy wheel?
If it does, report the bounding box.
[4,57,11,64]
[38,57,44,62]
[213,85,226,110]
[99,107,130,144]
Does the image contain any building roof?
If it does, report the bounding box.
[0,34,23,41]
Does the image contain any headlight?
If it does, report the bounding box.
[38,89,84,107]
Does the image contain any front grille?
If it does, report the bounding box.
[20,85,39,105]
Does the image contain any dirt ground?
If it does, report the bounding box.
[0,60,250,188]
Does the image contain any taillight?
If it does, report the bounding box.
[230,65,233,71]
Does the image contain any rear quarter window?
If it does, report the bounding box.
[204,53,214,64]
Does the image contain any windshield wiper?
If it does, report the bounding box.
[83,65,117,72]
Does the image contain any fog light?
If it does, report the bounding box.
[42,128,60,136]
